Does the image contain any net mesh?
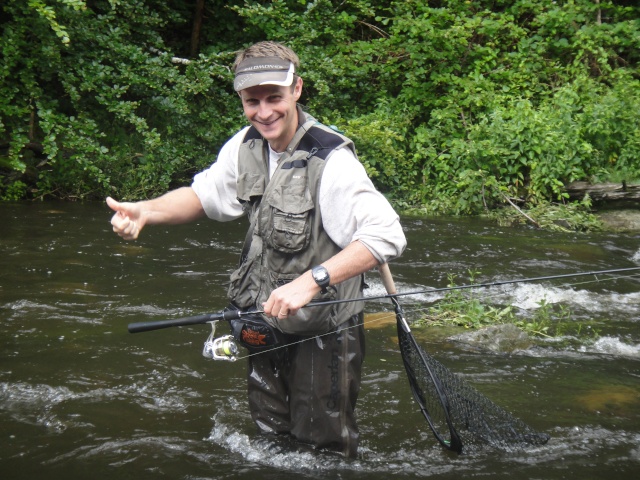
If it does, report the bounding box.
[395,301,550,453]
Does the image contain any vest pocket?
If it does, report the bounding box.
[265,185,313,254]
[270,210,310,253]
[227,238,264,310]
[227,258,258,310]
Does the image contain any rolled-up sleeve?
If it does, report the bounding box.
[320,148,406,263]
[191,128,247,222]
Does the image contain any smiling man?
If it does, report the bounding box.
[106,41,406,457]
[235,59,300,151]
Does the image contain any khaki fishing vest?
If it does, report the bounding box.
[227,109,365,335]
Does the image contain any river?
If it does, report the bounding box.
[1,201,639,479]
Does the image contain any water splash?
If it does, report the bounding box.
[578,336,640,358]
[507,284,597,310]
[499,283,640,316]
[206,413,348,472]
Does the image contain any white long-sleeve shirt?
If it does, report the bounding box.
[192,126,406,263]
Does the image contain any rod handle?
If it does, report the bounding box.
[127,310,242,334]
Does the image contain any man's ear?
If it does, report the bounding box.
[293,77,303,101]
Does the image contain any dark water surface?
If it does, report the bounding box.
[1,201,639,479]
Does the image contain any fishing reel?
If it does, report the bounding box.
[203,321,239,362]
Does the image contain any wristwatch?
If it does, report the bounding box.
[311,265,330,293]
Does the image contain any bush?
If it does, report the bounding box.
[1,0,638,211]
[1,0,240,200]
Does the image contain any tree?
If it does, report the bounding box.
[1,0,638,213]
[1,0,240,200]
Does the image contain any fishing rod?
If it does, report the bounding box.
[127,264,639,451]
[127,266,640,334]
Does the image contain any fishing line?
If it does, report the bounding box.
[229,269,640,362]
[297,267,640,311]
[127,267,640,363]
[392,270,640,325]
[232,309,397,362]
[127,268,640,335]
[127,267,640,334]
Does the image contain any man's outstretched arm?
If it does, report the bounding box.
[106,187,205,241]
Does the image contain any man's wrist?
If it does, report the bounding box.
[311,265,330,293]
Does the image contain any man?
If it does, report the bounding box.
[107,41,406,457]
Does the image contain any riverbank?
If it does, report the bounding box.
[595,209,640,232]
[566,181,640,232]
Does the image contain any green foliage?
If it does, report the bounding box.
[0,180,27,201]
[415,271,512,330]
[330,103,414,200]
[380,1,640,214]
[1,0,638,212]
[1,0,240,200]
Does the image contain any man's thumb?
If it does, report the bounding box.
[106,196,122,213]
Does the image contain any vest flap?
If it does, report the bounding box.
[237,172,266,202]
[265,184,314,214]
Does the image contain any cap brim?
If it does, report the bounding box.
[233,61,295,92]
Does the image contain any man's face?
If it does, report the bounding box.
[239,77,302,153]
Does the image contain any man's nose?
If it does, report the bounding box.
[256,101,272,119]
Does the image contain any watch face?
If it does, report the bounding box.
[313,266,330,286]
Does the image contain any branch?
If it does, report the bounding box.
[356,20,390,38]
[148,47,191,65]
[500,192,541,228]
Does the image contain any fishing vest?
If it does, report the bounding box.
[227,108,365,335]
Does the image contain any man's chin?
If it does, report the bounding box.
[255,127,281,143]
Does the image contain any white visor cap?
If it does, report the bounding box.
[233,57,296,92]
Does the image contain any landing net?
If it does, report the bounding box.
[394,298,550,453]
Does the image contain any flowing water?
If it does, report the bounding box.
[1,201,639,479]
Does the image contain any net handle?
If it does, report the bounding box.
[378,263,397,295]
[379,263,413,334]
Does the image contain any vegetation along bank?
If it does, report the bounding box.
[1,1,638,230]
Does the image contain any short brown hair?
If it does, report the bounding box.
[233,41,300,73]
